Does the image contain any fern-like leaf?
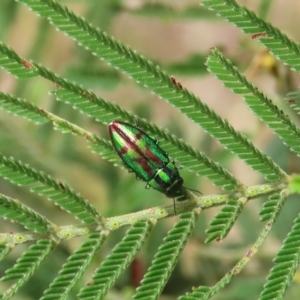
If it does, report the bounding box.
[0,92,48,124]
[0,193,53,232]
[0,38,240,190]
[78,221,154,300]
[179,286,211,300]
[0,91,123,170]
[133,211,199,299]
[41,233,106,300]
[0,245,11,262]
[207,49,300,157]
[0,155,101,225]
[16,0,283,183]
[184,202,281,300]
[202,0,300,71]
[52,88,239,190]
[205,197,246,243]
[0,89,237,191]
[285,90,300,115]
[0,239,55,299]
[0,42,38,78]
[259,212,300,300]
[259,193,287,222]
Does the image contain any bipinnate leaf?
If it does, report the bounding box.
[0,1,296,299]
[259,213,300,300]
[202,0,300,72]
[259,193,287,222]
[0,91,123,171]
[285,91,300,115]
[16,0,282,187]
[133,211,199,299]
[0,155,101,225]
[51,88,240,190]
[0,193,53,232]
[0,38,240,191]
[0,245,11,262]
[0,92,48,124]
[205,198,245,243]
[0,42,38,78]
[179,286,211,300]
[207,49,300,157]
[41,233,106,300]
[78,221,154,300]
[0,83,237,192]
[1,240,55,299]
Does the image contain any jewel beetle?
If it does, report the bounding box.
[109,120,186,199]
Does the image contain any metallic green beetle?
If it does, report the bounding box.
[109,121,186,198]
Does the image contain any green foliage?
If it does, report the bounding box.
[205,197,245,243]
[0,0,300,299]
[206,49,300,157]
[0,91,48,124]
[133,211,199,299]
[1,240,55,299]
[285,91,300,116]
[41,233,106,300]
[0,194,51,232]
[0,43,38,78]
[0,245,11,261]
[259,193,285,222]
[203,0,300,71]
[0,154,100,225]
[260,211,300,300]
[79,221,153,300]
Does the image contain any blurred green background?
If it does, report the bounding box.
[1,0,300,299]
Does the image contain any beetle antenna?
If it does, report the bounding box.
[173,198,177,215]
[183,186,202,195]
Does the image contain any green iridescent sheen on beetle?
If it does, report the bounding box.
[109,121,186,198]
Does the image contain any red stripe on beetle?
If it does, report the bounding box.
[119,145,129,155]
[111,121,163,165]
[145,148,163,165]
[134,157,154,176]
